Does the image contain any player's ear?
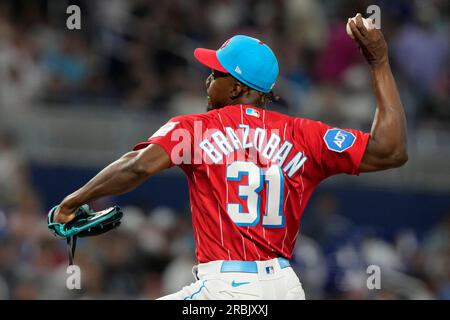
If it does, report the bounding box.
[230,81,245,100]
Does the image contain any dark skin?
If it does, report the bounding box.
[205,70,270,111]
[54,14,407,223]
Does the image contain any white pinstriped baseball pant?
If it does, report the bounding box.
[158,257,306,300]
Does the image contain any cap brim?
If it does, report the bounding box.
[194,48,228,73]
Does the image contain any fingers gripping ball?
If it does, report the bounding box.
[346,14,374,39]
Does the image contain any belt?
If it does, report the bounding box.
[220,257,290,273]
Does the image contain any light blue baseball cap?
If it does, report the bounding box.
[194,35,279,93]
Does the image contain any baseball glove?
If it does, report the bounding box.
[48,205,123,265]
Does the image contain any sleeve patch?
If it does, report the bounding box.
[150,121,179,138]
[323,129,356,153]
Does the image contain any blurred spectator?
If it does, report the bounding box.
[313,21,362,84]
[41,33,101,104]
[292,235,328,299]
[391,5,449,120]
[167,70,206,116]
[301,193,353,250]
[0,131,34,207]
[0,0,446,129]
[0,25,46,110]
[422,211,450,298]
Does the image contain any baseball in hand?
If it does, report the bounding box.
[346,14,374,39]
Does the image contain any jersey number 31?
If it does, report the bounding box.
[226,161,284,228]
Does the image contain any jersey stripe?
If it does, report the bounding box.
[281,228,288,253]
[225,171,228,203]
[217,113,226,130]
[242,235,247,260]
[195,226,200,247]
[218,203,224,246]
[262,110,269,169]
[281,190,291,252]
[292,232,299,247]
[299,165,305,209]
[240,104,243,123]
[292,165,305,246]
[253,242,261,260]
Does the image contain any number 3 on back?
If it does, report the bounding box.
[226,161,284,227]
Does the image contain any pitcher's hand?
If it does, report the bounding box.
[348,14,388,67]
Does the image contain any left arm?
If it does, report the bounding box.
[55,144,170,223]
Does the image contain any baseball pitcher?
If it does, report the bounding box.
[48,15,407,299]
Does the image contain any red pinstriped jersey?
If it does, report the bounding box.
[133,105,370,263]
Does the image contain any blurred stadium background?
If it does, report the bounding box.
[0,0,449,300]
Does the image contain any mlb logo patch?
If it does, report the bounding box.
[323,129,356,153]
[246,108,260,118]
[265,266,274,274]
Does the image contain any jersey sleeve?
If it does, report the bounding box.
[296,118,370,180]
[133,115,195,168]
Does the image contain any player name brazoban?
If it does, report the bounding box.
[199,124,307,177]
